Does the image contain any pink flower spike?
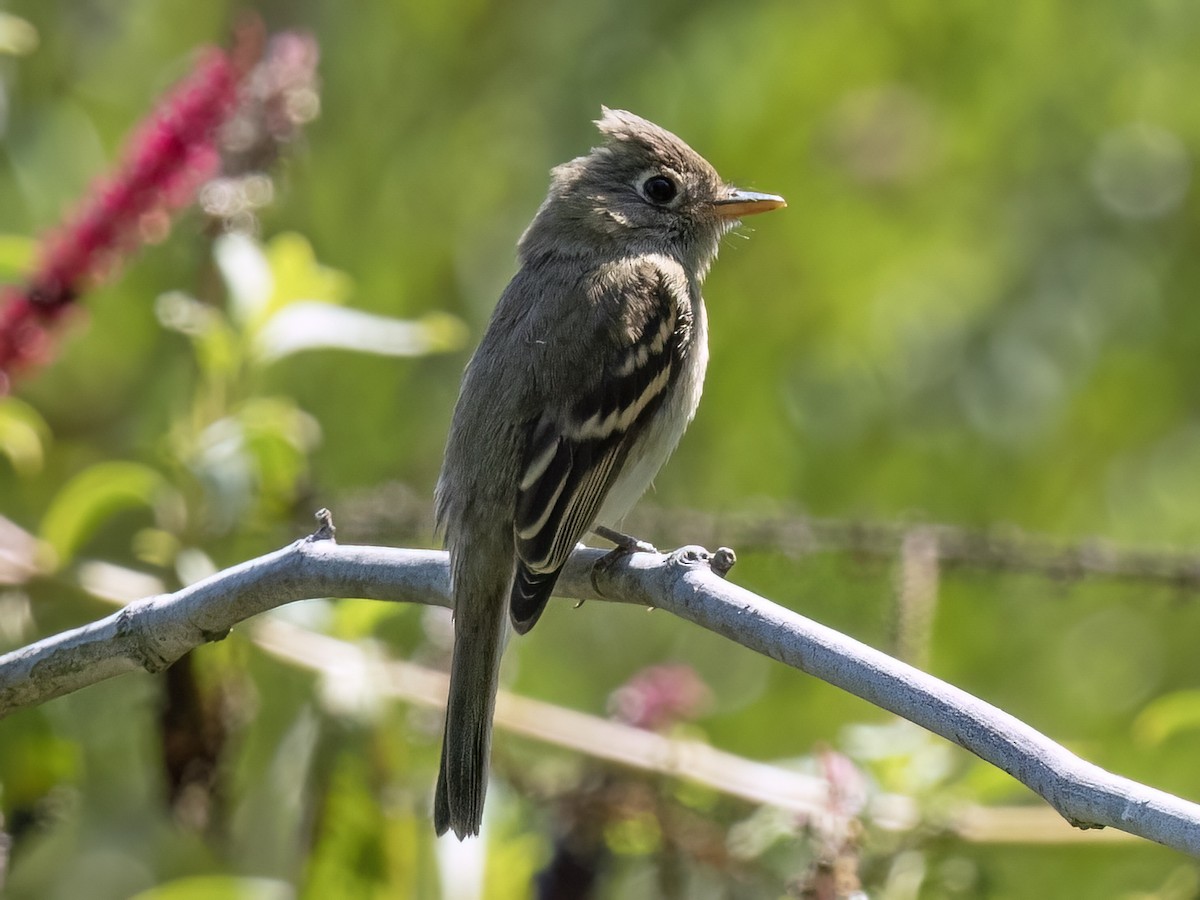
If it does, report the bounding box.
[0,26,262,376]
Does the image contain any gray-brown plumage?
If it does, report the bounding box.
[434,108,784,839]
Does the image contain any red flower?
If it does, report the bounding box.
[609,663,714,731]
[0,37,255,381]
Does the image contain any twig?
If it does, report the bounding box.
[891,527,940,666]
[337,482,1200,589]
[1,535,1198,855]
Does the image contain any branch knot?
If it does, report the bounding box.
[667,545,737,578]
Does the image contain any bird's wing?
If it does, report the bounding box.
[509,266,685,632]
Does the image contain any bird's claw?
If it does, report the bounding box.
[592,524,659,555]
[589,526,658,596]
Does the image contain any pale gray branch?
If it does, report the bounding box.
[1,535,1199,856]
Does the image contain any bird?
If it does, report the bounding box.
[433,107,785,839]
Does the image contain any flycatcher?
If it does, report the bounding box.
[435,108,785,839]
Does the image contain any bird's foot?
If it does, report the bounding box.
[589,526,659,597]
[593,524,659,555]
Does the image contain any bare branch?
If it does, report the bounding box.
[338,482,1200,589]
[0,537,449,712]
[2,536,1199,855]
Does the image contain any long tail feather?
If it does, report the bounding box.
[435,567,508,839]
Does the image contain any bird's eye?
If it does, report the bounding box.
[641,175,678,205]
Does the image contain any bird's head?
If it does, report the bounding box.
[519,108,785,276]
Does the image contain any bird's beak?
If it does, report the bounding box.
[712,188,787,219]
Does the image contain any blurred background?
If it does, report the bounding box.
[1,0,1200,896]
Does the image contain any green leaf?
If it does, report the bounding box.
[216,232,354,335]
[155,291,241,382]
[237,397,321,508]
[213,233,274,329]
[264,232,352,313]
[0,396,51,476]
[254,302,467,361]
[1133,689,1200,746]
[128,876,293,900]
[0,233,36,281]
[0,711,79,807]
[185,400,319,528]
[40,462,172,567]
[0,13,38,56]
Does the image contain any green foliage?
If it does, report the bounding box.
[0,235,35,281]
[3,0,1200,896]
[0,397,49,476]
[39,461,173,567]
[1135,690,1200,747]
[130,877,294,900]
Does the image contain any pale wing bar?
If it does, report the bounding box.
[510,275,682,632]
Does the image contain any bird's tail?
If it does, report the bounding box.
[435,564,509,840]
